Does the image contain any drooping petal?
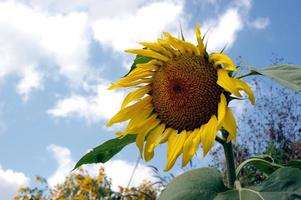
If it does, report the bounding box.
[179,40,200,55]
[135,117,160,157]
[125,49,169,62]
[108,78,152,90]
[123,104,154,133]
[139,42,173,58]
[164,130,187,171]
[121,86,151,109]
[163,32,186,54]
[144,124,166,161]
[106,96,152,126]
[235,79,255,105]
[157,39,181,56]
[182,128,200,167]
[158,128,174,144]
[201,115,218,156]
[222,107,237,143]
[217,93,227,125]
[196,23,205,55]
[129,64,159,77]
[209,53,237,71]
[217,69,242,97]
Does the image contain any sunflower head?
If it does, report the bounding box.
[107,24,255,171]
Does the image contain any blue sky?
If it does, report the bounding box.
[0,0,301,199]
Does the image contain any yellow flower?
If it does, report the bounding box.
[107,24,255,171]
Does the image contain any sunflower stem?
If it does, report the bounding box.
[215,136,225,145]
[222,130,236,189]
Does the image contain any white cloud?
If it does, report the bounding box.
[251,17,270,29]
[47,144,75,188]
[16,67,43,101]
[203,8,243,52]
[0,165,30,200]
[92,1,185,52]
[47,144,155,191]
[233,0,252,10]
[83,160,156,191]
[0,0,92,98]
[47,84,125,122]
[104,160,155,190]
[29,0,146,19]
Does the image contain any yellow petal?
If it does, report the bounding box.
[136,59,162,68]
[129,64,158,77]
[196,23,205,55]
[106,96,152,126]
[218,93,227,126]
[217,69,242,97]
[144,124,165,161]
[164,130,187,171]
[201,115,218,156]
[135,115,160,157]
[158,128,174,144]
[163,32,186,54]
[191,127,203,155]
[125,49,169,62]
[139,42,173,58]
[121,86,151,109]
[122,71,154,82]
[180,40,200,55]
[108,78,152,89]
[209,53,237,71]
[235,79,255,105]
[157,38,181,56]
[222,107,237,143]
[182,129,200,167]
[124,104,154,132]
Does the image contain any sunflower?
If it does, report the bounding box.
[107,24,255,171]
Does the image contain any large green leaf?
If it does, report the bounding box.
[159,168,228,200]
[74,135,136,170]
[124,54,152,77]
[216,168,301,200]
[254,167,301,192]
[285,160,301,170]
[214,189,264,200]
[241,64,301,91]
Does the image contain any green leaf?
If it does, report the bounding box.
[124,54,152,77]
[253,167,301,199]
[285,160,301,170]
[74,135,136,170]
[158,168,228,200]
[241,64,301,91]
[254,167,301,192]
[216,168,301,200]
[214,188,264,200]
[236,157,283,177]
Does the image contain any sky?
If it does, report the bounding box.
[0,0,301,199]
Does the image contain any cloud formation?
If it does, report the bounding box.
[47,144,155,190]
[0,165,30,200]
[47,84,125,122]
[92,0,185,52]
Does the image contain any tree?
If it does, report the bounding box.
[14,167,159,200]
[210,76,301,186]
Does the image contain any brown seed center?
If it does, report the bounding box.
[151,54,222,131]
